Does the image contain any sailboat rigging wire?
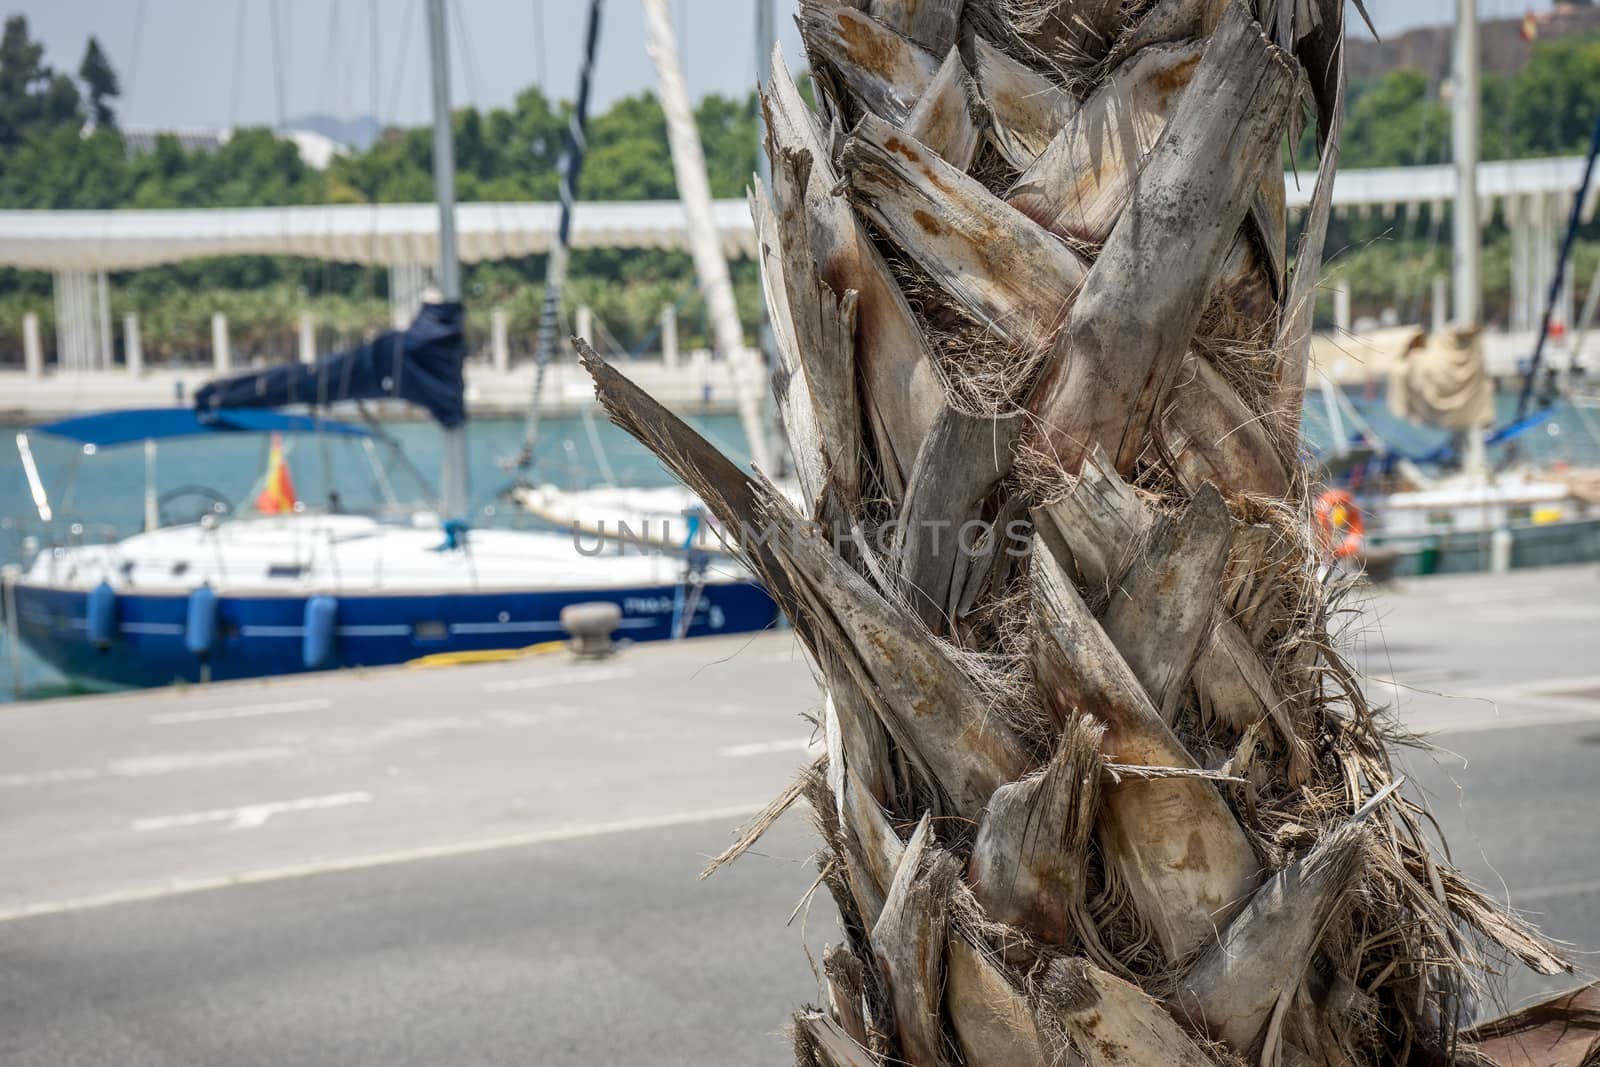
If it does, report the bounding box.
[228,1,249,127]
[1398,72,1447,327]
[581,408,618,486]
[1572,259,1600,370]
[269,0,288,131]
[385,1,417,133]
[1516,108,1600,419]
[516,0,605,472]
[532,0,547,93]
[321,1,343,115]
[124,0,147,100]
[369,0,381,127]
[450,0,487,112]
[450,0,512,266]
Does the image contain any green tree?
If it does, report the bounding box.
[1341,68,1449,167]
[695,92,759,197]
[0,15,81,146]
[582,92,676,200]
[77,35,119,131]
[1504,33,1600,157]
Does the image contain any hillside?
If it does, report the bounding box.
[1349,2,1600,81]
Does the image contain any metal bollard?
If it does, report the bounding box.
[560,601,622,658]
[3,566,23,701]
[1489,527,1514,574]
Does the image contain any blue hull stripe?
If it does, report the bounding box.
[448,621,566,635]
[14,579,780,691]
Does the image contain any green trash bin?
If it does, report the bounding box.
[1417,538,1440,576]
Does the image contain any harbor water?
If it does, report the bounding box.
[5,390,1600,703]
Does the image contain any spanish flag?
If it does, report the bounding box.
[255,434,299,514]
[1522,10,1538,43]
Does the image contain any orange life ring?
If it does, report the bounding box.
[1315,489,1365,559]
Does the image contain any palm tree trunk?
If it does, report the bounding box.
[578,1,1595,1063]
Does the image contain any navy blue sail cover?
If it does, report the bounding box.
[194,301,467,428]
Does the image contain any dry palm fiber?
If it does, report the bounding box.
[576,0,1593,1063]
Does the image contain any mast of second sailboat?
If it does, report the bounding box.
[425,0,468,520]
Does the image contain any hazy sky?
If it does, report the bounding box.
[4,1,1555,132]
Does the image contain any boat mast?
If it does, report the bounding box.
[516,0,604,474]
[1452,0,1490,476]
[754,0,774,193]
[752,0,783,474]
[1453,0,1481,330]
[425,0,468,519]
[641,0,775,473]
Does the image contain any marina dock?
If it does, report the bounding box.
[1,565,1597,1064]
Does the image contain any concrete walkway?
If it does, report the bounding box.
[0,567,1596,1063]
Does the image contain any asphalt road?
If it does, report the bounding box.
[2,567,1599,1065]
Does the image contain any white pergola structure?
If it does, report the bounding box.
[2,156,1594,371]
[1284,155,1600,333]
[0,201,760,371]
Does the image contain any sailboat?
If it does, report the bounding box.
[507,0,793,542]
[1,0,778,693]
[1310,0,1600,574]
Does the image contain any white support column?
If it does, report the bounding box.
[1332,280,1351,334]
[124,313,142,375]
[1555,195,1573,335]
[660,303,678,369]
[1510,208,1530,332]
[1538,194,1558,333]
[51,272,66,370]
[388,263,428,328]
[1432,275,1448,334]
[211,313,231,374]
[1529,196,1546,333]
[1561,258,1576,362]
[490,306,509,372]
[96,272,113,370]
[575,304,593,347]
[78,270,95,369]
[64,271,78,370]
[298,311,316,364]
[22,312,42,378]
[50,269,106,372]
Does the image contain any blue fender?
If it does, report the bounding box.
[302,596,339,669]
[86,581,118,647]
[185,585,218,657]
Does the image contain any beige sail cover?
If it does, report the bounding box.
[1387,325,1495,430]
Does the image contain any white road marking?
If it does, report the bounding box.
[1426,707,1600,736]
[753,651,810,666]
[481,666,637,693]
[4,748,297,787]
[1517,674,1600,698]
[0,767,100,788]
[355,717,476,743]
[132,792,373,833]
[482,706,582,727]
[1505,877,1600,904]
[0,801,773,923]
[1364,668,1457,689]
[1474,604,1600,624]
[718,737,818,758]
[1443,585,1563,606]
[1446,676,1600,715]
[149,698,332,726]
[107,747,294,777]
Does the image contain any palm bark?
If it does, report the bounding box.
[578,1,1593,1063]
